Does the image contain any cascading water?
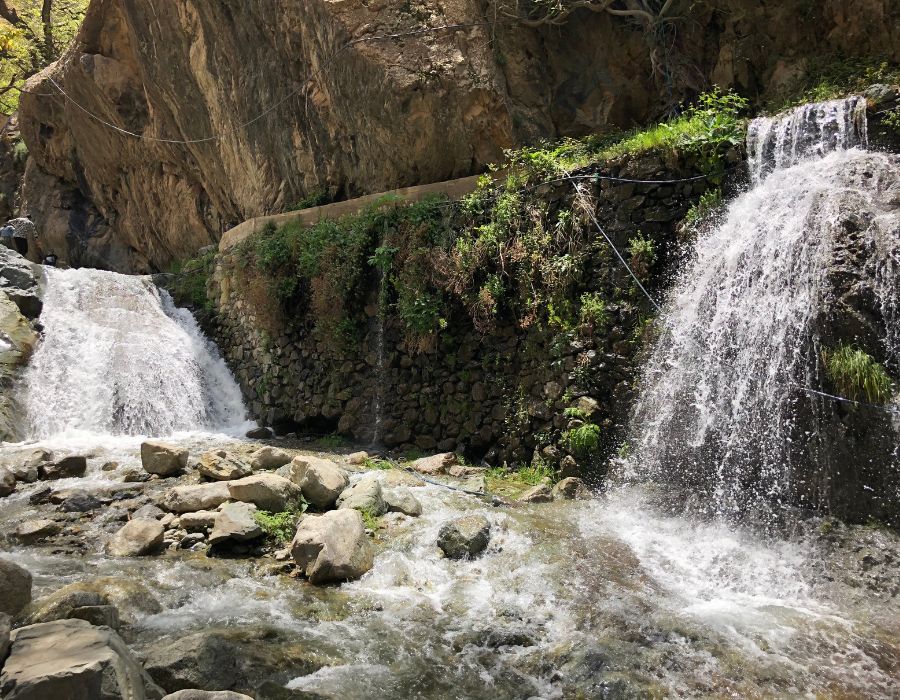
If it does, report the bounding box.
[625,97,900,519]
[20,267,248,439]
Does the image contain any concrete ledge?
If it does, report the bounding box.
[219,174,485,252]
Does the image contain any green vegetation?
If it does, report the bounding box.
[1,0,89,115]
[823,344,894,405]
[363,457,393,471]
[169,249,216,310]
[286,189,330,212]
[767,58,900,114]
[486,460,555,498]
[11,139,27,163]
[683,188,724,229]
[359,508,381,532]
[313,433,350,450]
[578,292,608,333]
[254,501,308,544]
[565,423,601,458]
[627,235,656,280]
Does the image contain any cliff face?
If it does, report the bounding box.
[15,0,900,272]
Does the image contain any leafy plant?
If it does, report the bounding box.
[683,188,724,228]
[578,292,608,332]
[359,508,381,532]
[363,458,393,471]
[565,423,601,458]
[823,344,893,404]
[627,235,656,279]
[254,500,308,544]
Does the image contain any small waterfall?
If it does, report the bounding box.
[20,268,248,438]
[626,96,899,518]
[747,96,868,183]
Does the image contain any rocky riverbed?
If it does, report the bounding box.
[1,432,898,699]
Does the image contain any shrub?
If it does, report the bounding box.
[254,501,308,543]
[566,423,601,458]
[286,189,330,212]
[683,188,724,228]
[579,292,608,332]
[627,235,656,279]
[823,344,893,404]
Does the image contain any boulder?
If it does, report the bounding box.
[0,618,163,699]
[68,604,121,629]
[0,613,9,665]
[291,510,374,584]
[59,490,102,512]
[13,518,61,543]
[383,488,423,517]
[208,502,263,545]
[336,474,387,516]
[107,519,165,556]
[375,469,426,488]
[38,455,87,480]
[346,451,369,465]
[163,482,230,513]
[143,632,241,693]
[552,477,592,501]
[132,503,166,520]
[141,441,189,476]
[283,456,348,509]
[8,462,38,484]
[249,447,291,470]
[227,473,302,512]
[437,514,491,559]
[245,426,273,439]
[28,577,162,625]
[410,452,457,475]
[518,484,553,503]
[197,450,251,481]
[180,510,219,532]
[0,558,32,615]
[162,692,254,700]
[0,465,15,496]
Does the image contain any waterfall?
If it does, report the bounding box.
[20,268,248,439]
[626,97,900,519]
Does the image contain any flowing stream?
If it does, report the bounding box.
[1,97,899,699]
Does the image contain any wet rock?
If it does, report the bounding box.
[0,466,15,496]
[346,451,369,465]
[375,469,426,488]
[291,509,374,584]
[27,485,51,504]
[227,473,302,512]
[13,518,61,543]
[208,502,263,545]
[107,518,165,556]
[552,477,592,501]
[336,474,387,516]
[518,484,553,503]
[101,461,119,471]
[198,450,251,481]
[132,503,166,520]
[28,577,162,625]
[448,464,486,478]
[68,603,121,629]
[250,446,291,470]
[246,426,273,439]
[180,510,218,532]
[558,455,579,479]
[283,456,349,509]
[8,462,37,484]
[162,692,254,700]
[0,557,32,615]
[163,482,231,512]
[59,490,102,512]
[0,613,9,664]
[38,454,87,480]
[437,514,491,559]
[0,618,163,699]
[141,440,189,476]
[383,488,422,516]
[144,631,241,692]
[122,466,151,482]
[410,452,457,475]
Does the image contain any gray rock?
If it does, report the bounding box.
[144,631,241,692]
[141,440,189,476]
[0,618,163,699]
[518,484,553,503]
[227,473,302,512]
[132,503,166,520]
[59,490,101,512]
[8,462,38,483]
[179,510,218,532]
[0,613,9,665]
[437,514,491,559]
[375,469,426,488]
[250,446,291,470]
[0,558,32,615]
[38,454,87,480]
[162,692,254,700]
[552,477,592,501]
[13,518,61,543]
[283,456,348,509]
[0,466,15,496]
[346,451,369,465]
[208,502,263,545]
[245,426,273,439]
[0,247,43,319]
[28,577,161,626]
[336,474,387,516]
[197,450,251,481]
[107,519,165,557]
[291,509,374,584]
[383,488,422,516]
[410,452,457,475]
[163,482,231,513]
[68,603,121,629]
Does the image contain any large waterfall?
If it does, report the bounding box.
[20,268,248,439]
[626,97,900,519]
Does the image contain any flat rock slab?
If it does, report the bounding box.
[197,450,251,481]
[410,452,457,476]
[227,473,302,512]
[142,441,188,476]
[13,519,61,543]
[163,483,230,513]
[250,446,291,470]
[107,519,165,557]
[209,502,263,545]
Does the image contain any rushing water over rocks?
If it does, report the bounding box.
[20,267,248,439]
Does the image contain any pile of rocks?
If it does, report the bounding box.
[0,449,88,498]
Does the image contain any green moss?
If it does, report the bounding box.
[824,344,894,405]
[169,249,216,310]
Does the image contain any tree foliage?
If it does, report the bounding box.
[0,0,88,115]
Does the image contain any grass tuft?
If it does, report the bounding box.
[823,344,893,404]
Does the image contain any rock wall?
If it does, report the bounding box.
[208,151,720,473]
[14,0,900,272]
